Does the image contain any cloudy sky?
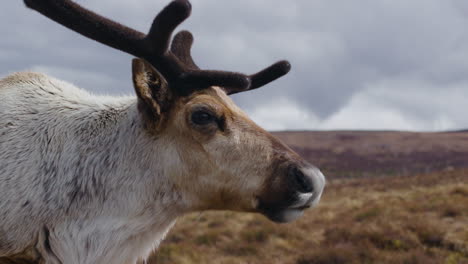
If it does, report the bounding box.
[2,0,468,131]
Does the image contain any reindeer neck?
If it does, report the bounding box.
[46,99,186,263]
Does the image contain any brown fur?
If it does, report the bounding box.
[135,79,304,212]
[0,72,48,89]
[0,246,42,264]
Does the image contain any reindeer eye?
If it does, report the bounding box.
[191,110,216,126]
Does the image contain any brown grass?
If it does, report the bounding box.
[144,168,468,264]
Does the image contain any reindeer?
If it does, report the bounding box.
[0,0,325,263]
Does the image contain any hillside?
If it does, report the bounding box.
[143,130,468,264]
[273,131,468,179]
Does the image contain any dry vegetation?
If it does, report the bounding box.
[146,131,468,264]
[146,169,468,264]
[274,131,468,179]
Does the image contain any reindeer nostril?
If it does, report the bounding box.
[290,167,313,193]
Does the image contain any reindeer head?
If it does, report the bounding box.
[24,0,325,223]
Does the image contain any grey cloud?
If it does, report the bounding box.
[1,0,468,131]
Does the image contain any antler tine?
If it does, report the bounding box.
[226,61,292,95]
[146,0,192,56]
[250,61,291,89]
[171,30,199,69]
[169,31,251,91]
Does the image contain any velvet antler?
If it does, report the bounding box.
[23,0,291,95]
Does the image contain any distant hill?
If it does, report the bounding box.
[273,131,468,179]
[449,129,468,133]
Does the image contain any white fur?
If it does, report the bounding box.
[0,72,325,263]
[0,72,188,263]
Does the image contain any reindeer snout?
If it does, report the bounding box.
[256,160,326,223]
[289,164,325,207]
[290,166,314,193]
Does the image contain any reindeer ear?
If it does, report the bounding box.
[132,58,171,118]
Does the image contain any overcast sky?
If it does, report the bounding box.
[2,0,468,131]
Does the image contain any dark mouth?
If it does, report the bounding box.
[256,194,312,223]
[291,205,311,210]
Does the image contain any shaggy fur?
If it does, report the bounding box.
[0,73,184,263]
[0,70,325,264]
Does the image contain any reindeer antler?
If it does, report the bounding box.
[23,0,291,95]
